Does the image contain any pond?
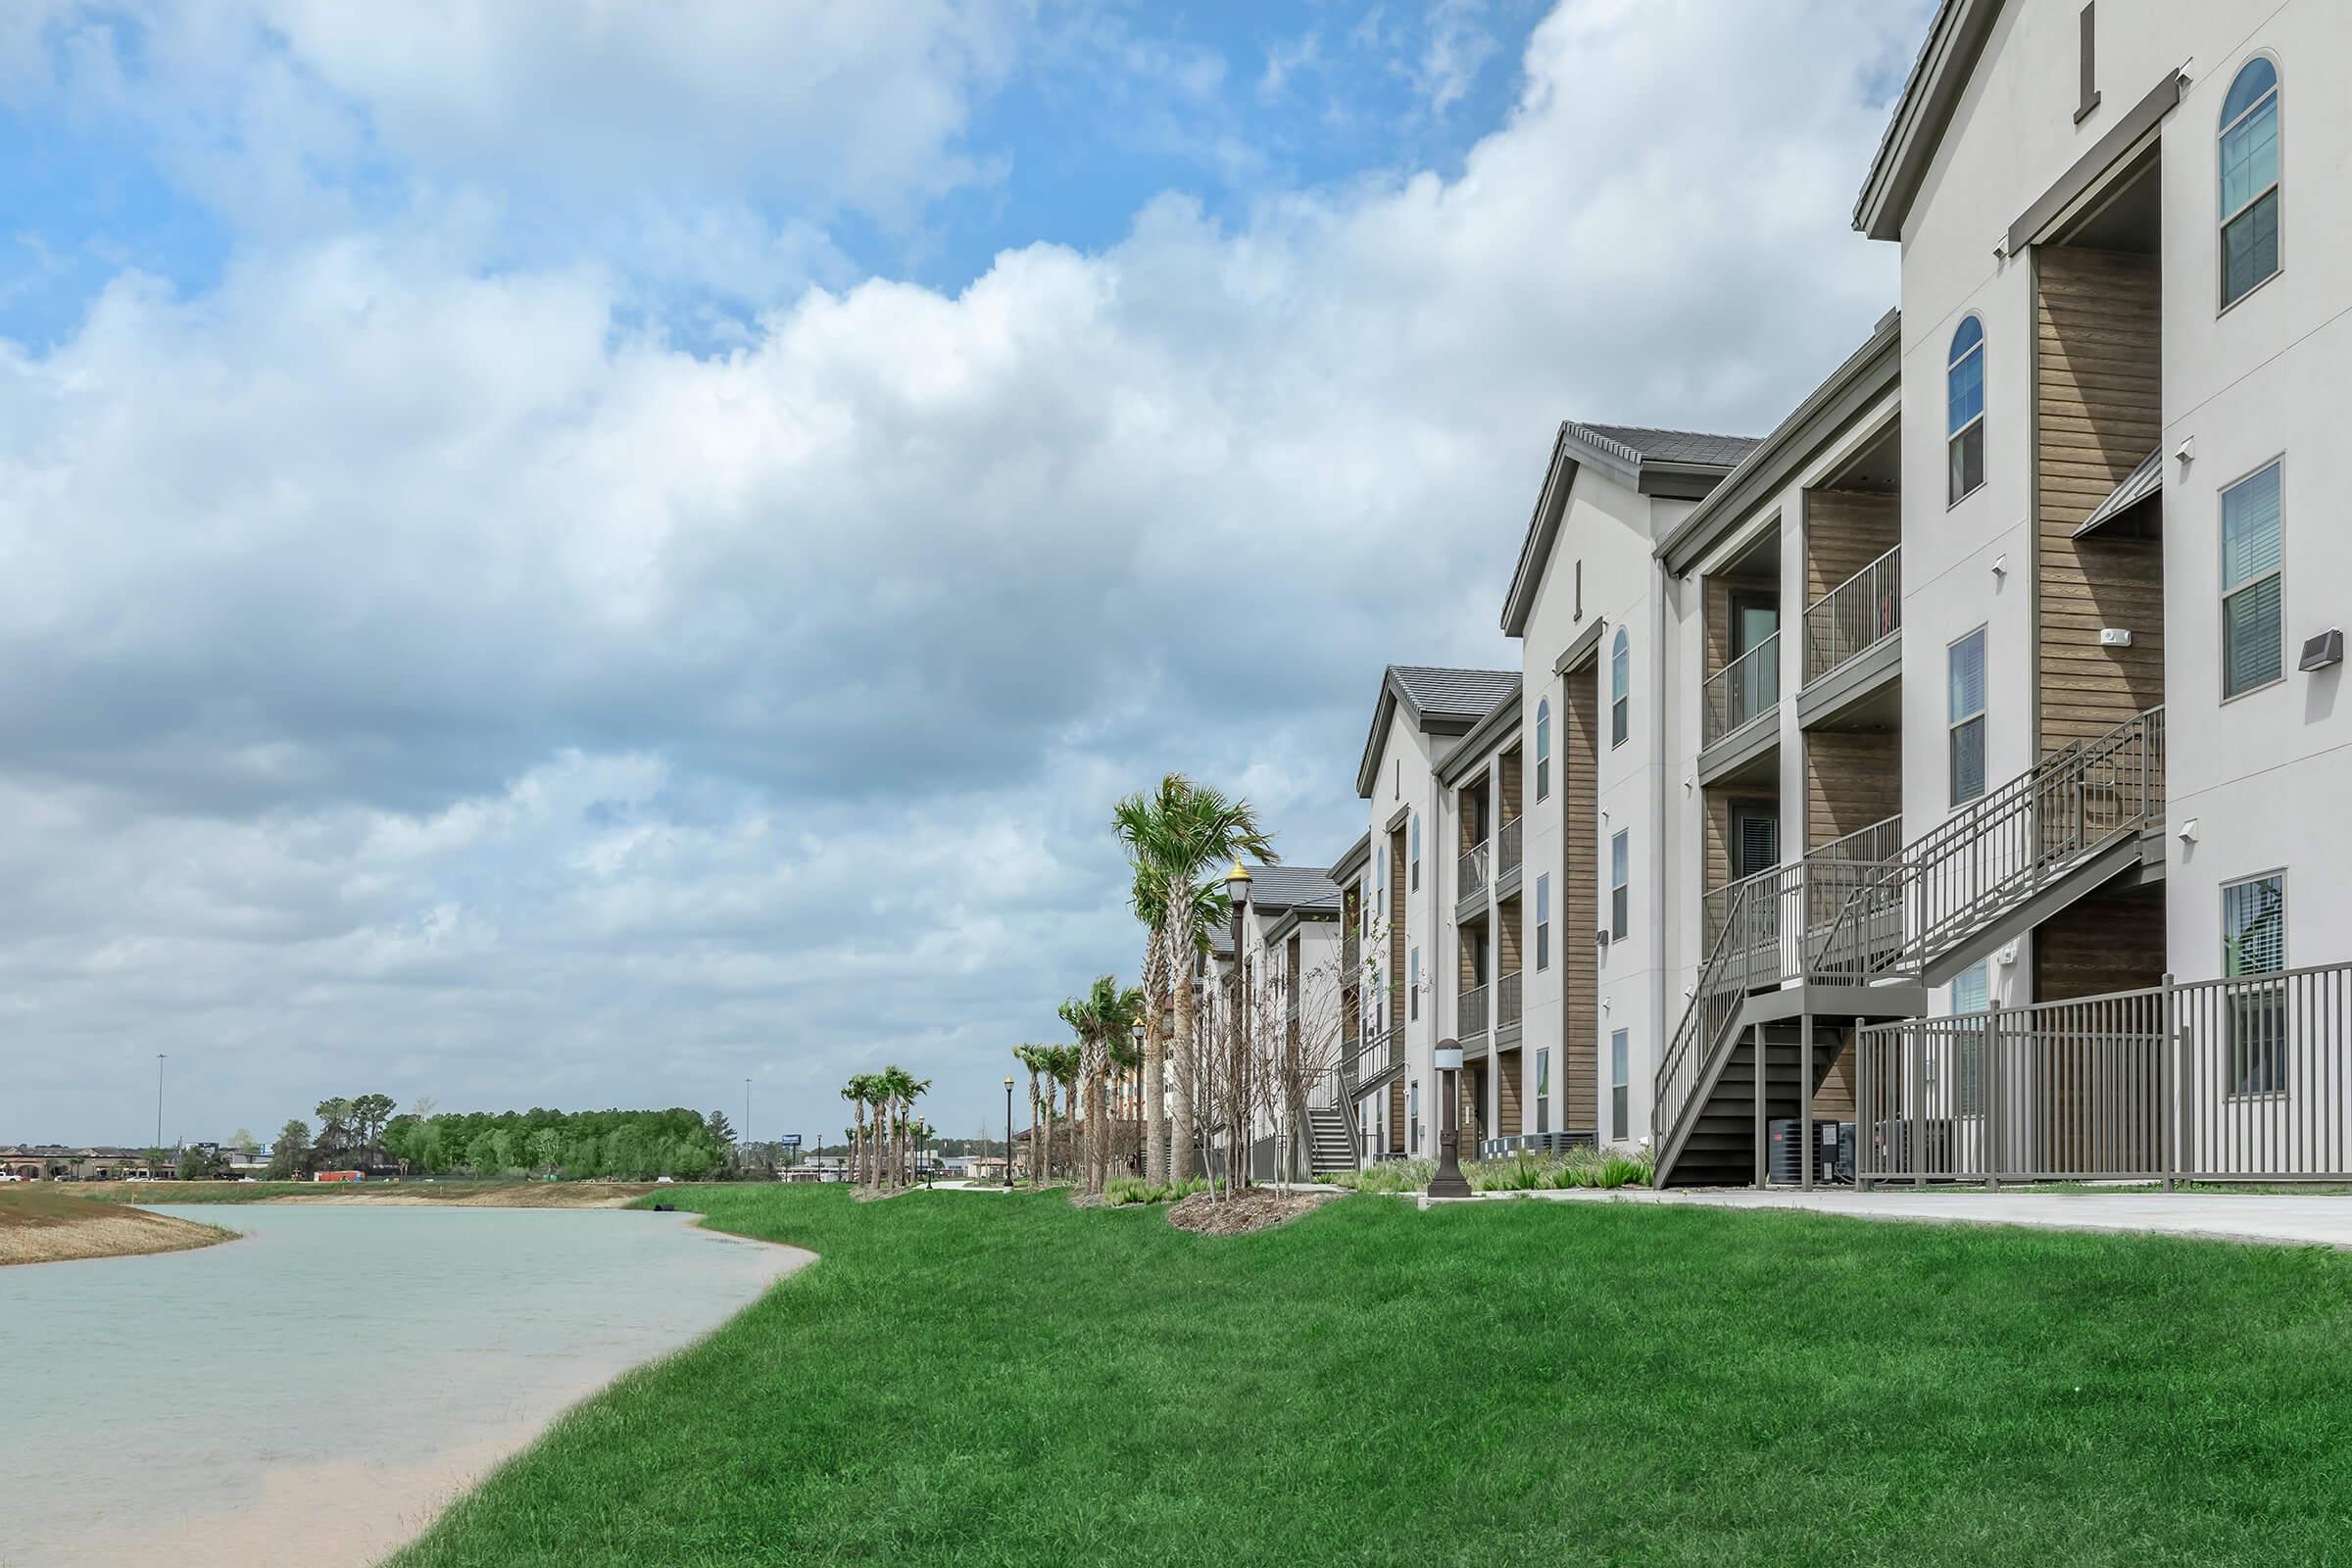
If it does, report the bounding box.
[3,1202,805,1566]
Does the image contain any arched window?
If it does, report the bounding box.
[2220,56,2281,308]
[1535,699,1552,801]
[1947,316,1985,504]
[1609,630,1630,748]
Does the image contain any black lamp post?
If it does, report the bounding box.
[1004,1076,1016,1189]
[1129,1018,1145,1175]
[1428,1037,1471,1198]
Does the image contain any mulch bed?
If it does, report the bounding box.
[1166,1186,1343,1237]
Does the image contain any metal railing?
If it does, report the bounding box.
[1703,630,1781,747]
[1857,961,2352,1184]
[1658,856,1908,1169]
[1459,981,1491,1038]
[1498,815,1523,879]
[1809,813,1902,869]
[1802,544,1901,681]
[1349,1027,1404,1091]
[1903,707,2164,969]
[1496,969,1523,1029]
[1457,840,1490,904]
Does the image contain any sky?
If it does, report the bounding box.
[0,0,1934,1147]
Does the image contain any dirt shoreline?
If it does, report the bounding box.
[0,1193,232,1266]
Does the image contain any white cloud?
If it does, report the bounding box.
[0,0,1931,1141]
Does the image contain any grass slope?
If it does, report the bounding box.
[58,1179,653,1206]
[395,1188,2352,1567]
[0,1185,230,1263]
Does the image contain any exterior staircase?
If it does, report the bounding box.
[1304,1104,1357,1176]
[1652,706,2165,1187]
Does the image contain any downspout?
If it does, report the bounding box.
[1652,557,1672,1148]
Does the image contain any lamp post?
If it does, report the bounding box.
[1004,1076,1016,1189]
[1224,860,1251,1187]
[1428,1037,1471,1198]
[1129,1018,1144,1175]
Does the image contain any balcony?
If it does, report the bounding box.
[1703,631,1780,747]
[1459,981,1491,1039]
[1495,815,1524,896]
[1496,969,1523,1032]
[1808,813,1901,869]
[1799,545,1902,730]
[1342,924,1360,980]
[1456,840,1489,912]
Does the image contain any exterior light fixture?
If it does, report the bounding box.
[1428,1037,1471,1199]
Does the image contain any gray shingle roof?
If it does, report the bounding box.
[1572,422,1761,469]
[1238,863,1341,915]
[1390,665,1522,725]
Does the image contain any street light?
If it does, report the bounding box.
[1004,1076,1016,1190]
[1429,1038,1471,1198]
[1224,861,1251,1189]
[155,1054,167,1158]
[1129,1017,1144,1176]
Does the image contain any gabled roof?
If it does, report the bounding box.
[1329,831,1372,883]
[1353,664,1521,798]
[1239,864,1342,916]
[1498,420,1757,636]
[1854,0,2008,242]
[1434,672,1527,786]
[1655,310,1903,573]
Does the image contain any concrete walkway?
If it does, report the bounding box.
[1433,1184,2352,1249]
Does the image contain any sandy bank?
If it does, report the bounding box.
[0,1190,231,1265]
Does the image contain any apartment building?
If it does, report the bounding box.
[1346,665,1520,1164]
[1200,862,1346,1179]
[1649,0,2352,1188]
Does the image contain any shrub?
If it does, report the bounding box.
[1104,1175,1213,1206]
[1317,1147,1653,1195]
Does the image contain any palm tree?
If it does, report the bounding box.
[1114,774,1277,1182]
[1046,1042,1081,1184]
[895,1071,931,1187]
[841,1078,869,1186]
[1014,1045,1047,1184]
[1060,975,1143,1193]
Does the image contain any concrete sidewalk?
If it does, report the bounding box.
[1441,1184,2352,1250]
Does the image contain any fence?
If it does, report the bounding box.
[1703,630,1781,747]
[1856,962,2352,1184]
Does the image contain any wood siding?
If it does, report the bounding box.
[1804,731,1901,852]
[1811,1027,1857,1121]
[1496,893,1523,975]
[1803,490,1899,604]
[2034,880,2166,1001]
[1497,1047,1523,1135]
[1564,666,1599,1134]
[1706,567,1779,676]
[1499,745,1524,824]
[2036,246,2165,752]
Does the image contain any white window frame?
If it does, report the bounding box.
[1609,1029,1630,1142]
[2219,54,2283,314]
[2222,870,2287,1098]
[1947,316,1986,507]
[2219,456,2285,702]
[1535,1048,1551,1136]
[1535,699,1551,803]
[1609,630,1630,749]
[1409,811,1421,891]
[1408,948,1420,1021]
[1609,829,1630,941]
[1535,872,1551,972]
[1948,626,1987,807]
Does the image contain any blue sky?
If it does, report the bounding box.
[0,0,1931,1144]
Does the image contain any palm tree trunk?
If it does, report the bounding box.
[1167,915,1196,1181]
[1144,919,1169,1184]
[1027,1076,1042,1185]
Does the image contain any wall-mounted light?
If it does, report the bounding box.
[2175,436,2196,467]
[2179,816,2200,844]
[1990,554,2007,579]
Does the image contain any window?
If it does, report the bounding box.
[1947,317,1986,504]
[1609,830,1630,941]
[1408,948,1420,1021]
[1952,961,1989,1117]
[2077,4,2099,121]
[1948,628,1986,805]
[1574,560,1584,621]
[2220,57,2281,309]
[1409,1079,1421,1153]
[1394,759,1400,800]
[2224,873,2286,1096]
[2222,460,2283,697]
[1535,699,1552,802]
[1535,873,1551,972]
[1609,629,1630,747]
[1609,1030,1630,1142]
[1535,1049,1551,1136]
[1409,811,1421,891]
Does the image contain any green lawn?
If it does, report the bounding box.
[394,1187,2352,1566]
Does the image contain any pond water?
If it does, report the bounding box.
[2,1203,805,1567]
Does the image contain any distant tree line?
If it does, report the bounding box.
[264,1101,742,1181]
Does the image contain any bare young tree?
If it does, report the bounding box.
[1251,948,1350,1187]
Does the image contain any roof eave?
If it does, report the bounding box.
[1854,0,2010,242]
[1656,313,1903,574]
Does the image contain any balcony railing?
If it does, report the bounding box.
[1857,961,2352,1184]
[1496,969,1523,1029]
[1459,981,1491,1038]
[1808,813,1902,869]
[1497,815,1523,879]
[1349,1027,1404,1089]
[1703,630,1781,747]
[1457,840,1490,904]
[1343,924,1360,977]
[1803,544,1901,682]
